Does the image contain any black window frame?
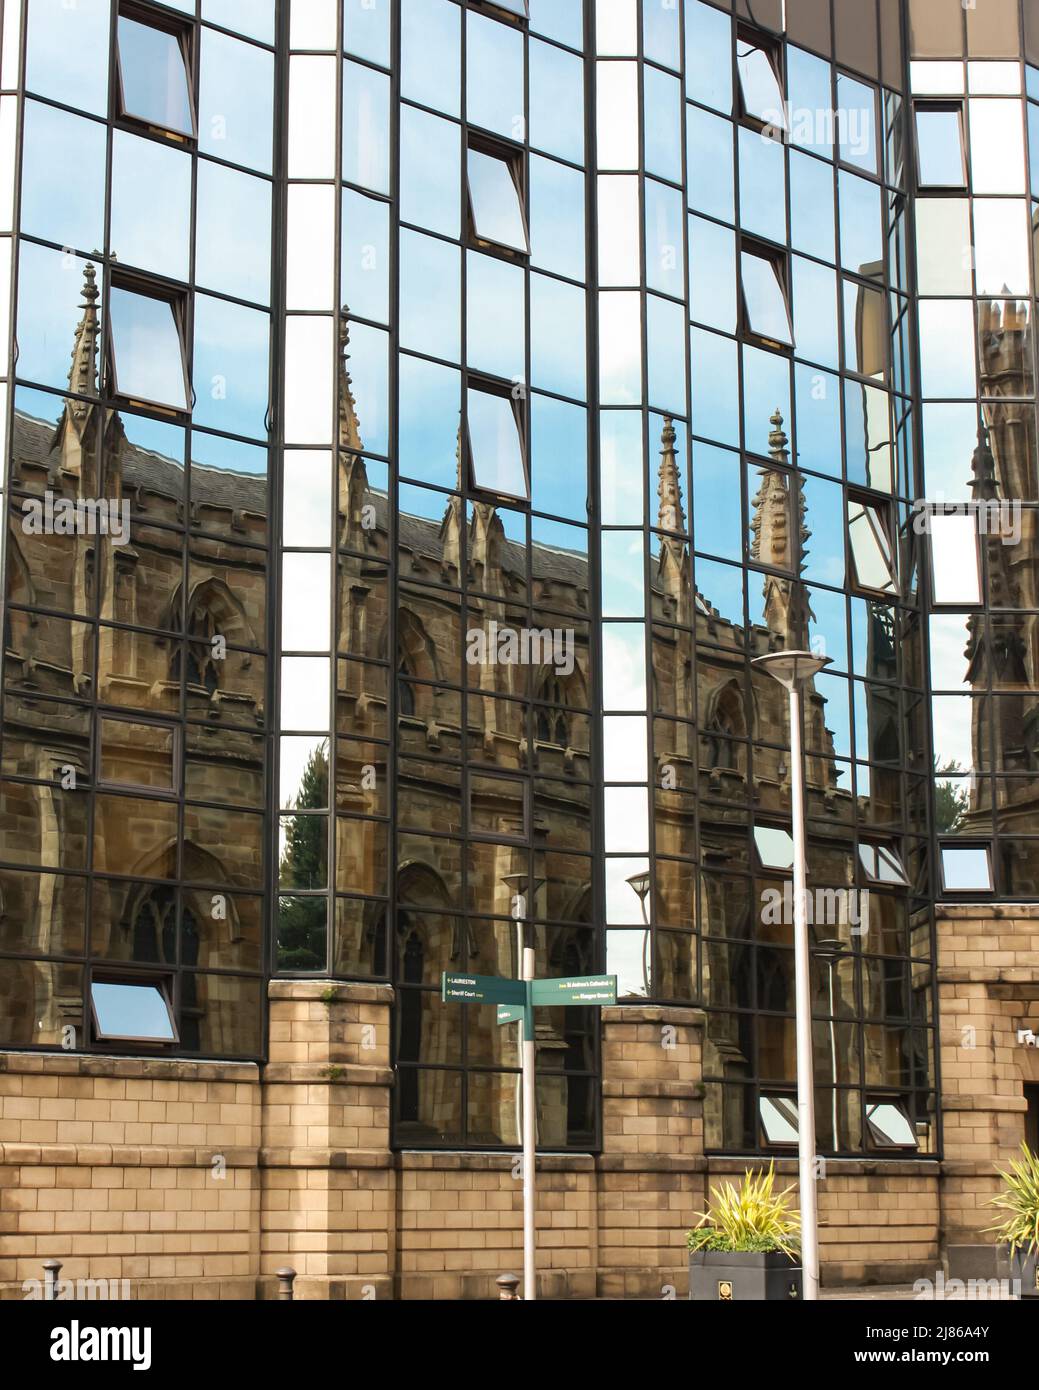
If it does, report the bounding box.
[465,132,530,262]
[113,0,198,147]
[106,269,192,419]
[464,375,530,505]
[735,23,786,139]
[89,968,180,1048]
[846,488,899,599]
[738,237,793,351]
[912,100,968,190]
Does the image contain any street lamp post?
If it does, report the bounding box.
[501,872,544,1302]
[626,870,652,997]
[752,649,831,1302]
[814,937,848,1149]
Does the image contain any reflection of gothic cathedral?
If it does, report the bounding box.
[4,263,1037,1148]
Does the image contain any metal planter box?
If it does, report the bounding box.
[996,1245,1039,1299]
[689,1250,802,1301]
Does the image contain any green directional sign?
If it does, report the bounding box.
[496,1000,534,1034]
[441,972,526,1006]
[530,975,618,1006]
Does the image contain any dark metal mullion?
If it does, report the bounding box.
[385,0,402,1004]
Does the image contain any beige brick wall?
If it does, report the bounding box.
[7,975,1013,1298]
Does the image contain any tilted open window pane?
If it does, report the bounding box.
[914,105,966,187]
[847,496,897,595]
[865,1099,918,1149]
[741,249,792,346]
[736,33,786,131]
[91,980,177,1043]
[930,512,981,605]
[858,842,909,886]
[940,844,993,893]
[493,0,529,16]
[760,1095,799,1144]
[467,387,527,499]
[116,16,194,138]
[753,825,795,871]
[109,286,189,411]
[468,148,528,253]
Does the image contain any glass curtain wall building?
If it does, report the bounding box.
[0,0,1037,1161]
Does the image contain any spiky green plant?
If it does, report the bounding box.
[985,1143,1039,1256]
[686,1163,801,1257]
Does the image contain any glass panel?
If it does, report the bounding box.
[399,229,460,361]
[687,106,734,222]
[341,188,390,324]
[836,72,877,173]
[930,513,981,603]
[789,149,835,262]
[644,66,682,183]
[915,105,966,185]
[343,60,390,194]
[596,0,636,55]
[941,846,992,892]
[788,46,832,156]
[914,198,971,294]
[530,39,584,164]
[116,16,193,137]
[399,355,460,488]
[601,531,645,618]
[281,554,331,652]
[918,301,977,398]
[847,497,897,594]
[599,292,642,406]
[839,171,882,277]
[689,215,735,332]
[866,1101,917,1148]
[792,257,838,367]
[25,0,109,116]
[739,126,786,243]
[99,718,176,791]
[645,178,683,298]
[742,250,792,346]
[596,60,638,169]
[467,10,524,140]
[531,394,587,520]
[973,200,1030,297]
[281,656,331,730]
[684,0,731,114]
[282,450,332,546]
[600,411,643,524]
[602,624,646,709]
[737,33,785,129]
[288,54,336,178]
[199,28,274,175]
[92,981,176,1041]
[466,252,524,381]
[193,295,269,440]
[529,155,585,282]
[401,0,460,117]
[468,149,527,252]
[196,160,271,305]
[598,175,640,286]
[467,388,526,499]
[969,99,1025,193]
[530,274,585,400]
[109,288,187,411]
[203,0,275,45]
[20,100,106,254]
[754,826,795,871]
[760,1094,799,1143]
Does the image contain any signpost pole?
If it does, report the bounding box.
[520,929,536,1302]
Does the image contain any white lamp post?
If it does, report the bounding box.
[751,649,830,1302]
[626,869,652,996]
[501,872,544,1302]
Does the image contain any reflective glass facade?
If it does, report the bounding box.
[0,0,1037,1161]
